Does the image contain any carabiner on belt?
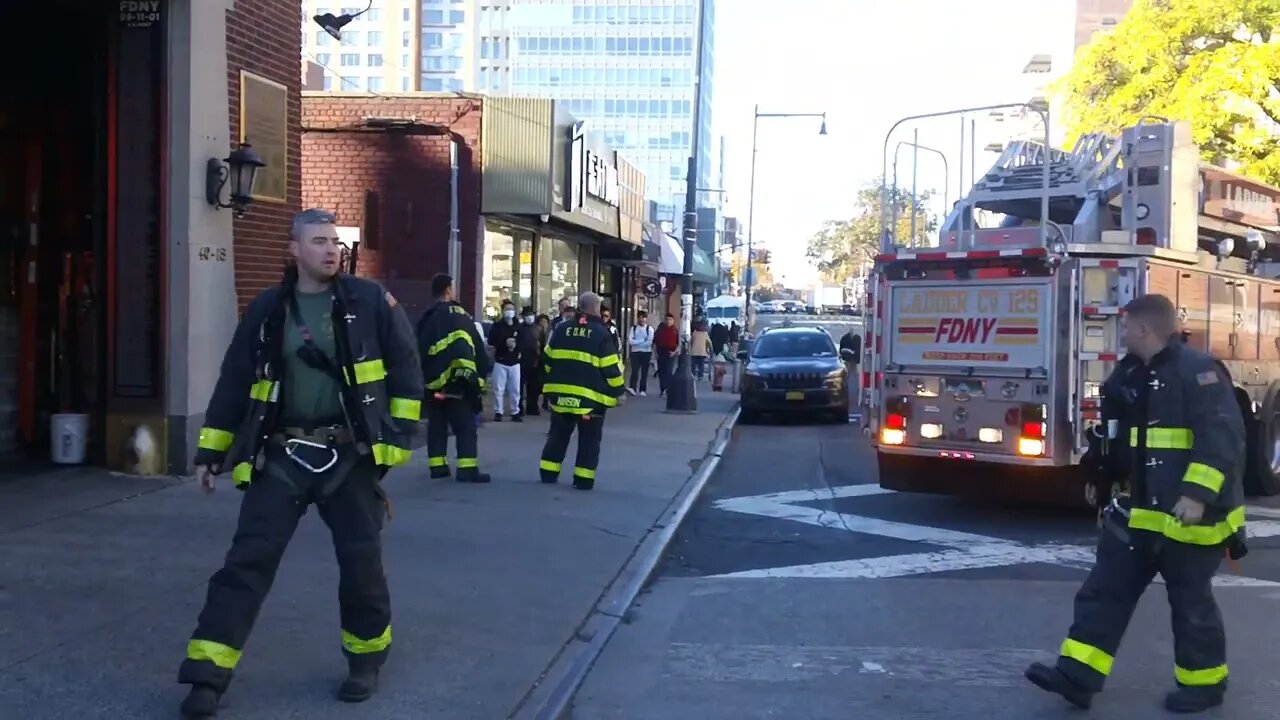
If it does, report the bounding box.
[284,438,340,473]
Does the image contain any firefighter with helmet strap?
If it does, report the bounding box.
[1026,293,1246,715]
[178,209,424,719]
[539,291,626,489]
[415,272,492,483]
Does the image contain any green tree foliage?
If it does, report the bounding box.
[805,179,936,284]
[1061,0,1280,185]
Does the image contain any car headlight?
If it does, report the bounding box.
[825,368,845,379]
[744,368,762,377]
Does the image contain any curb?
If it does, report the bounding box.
[508,405,741,720]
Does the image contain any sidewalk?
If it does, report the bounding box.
[0,389,737,719]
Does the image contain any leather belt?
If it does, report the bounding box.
[270,426,353,446]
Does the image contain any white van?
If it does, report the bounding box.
[705,295,750,328]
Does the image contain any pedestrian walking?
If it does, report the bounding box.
[1025,294,1247,714]
[539,291,626,490]
[486,299,523,422]
[690,320,712,380]
[417,273,491,483]
[654,313,679,397]
[627,310,654,395]
[520,306,544,416]
[178,209,423,718]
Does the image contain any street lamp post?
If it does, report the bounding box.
[743,106,827,330]
[890,140,949,246]
[664,0,709,413]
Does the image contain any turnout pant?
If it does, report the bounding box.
[180,445,390,692]
[1056,524,1227,695]
[491,362,522,416]
[425,398,480,479]
[539,410,606,487]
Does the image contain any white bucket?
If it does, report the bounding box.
[51,413,90,464]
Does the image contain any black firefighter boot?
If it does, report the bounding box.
[179,684,221,718]
[337,664,380,703]
[1164,686,1225,714]
[1025,662,1093,709]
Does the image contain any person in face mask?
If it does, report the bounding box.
[518,306,543,416]
[485,299,523,422]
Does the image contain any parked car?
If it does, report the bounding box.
[738,324,855,424]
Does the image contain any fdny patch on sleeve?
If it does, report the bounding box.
[384,291,398,308]
[1197,370,1220,386]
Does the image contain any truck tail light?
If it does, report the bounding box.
[919,423,943,439]
[885,412,907,430]
[1018,403,1047,456]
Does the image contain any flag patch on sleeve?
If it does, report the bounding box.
[1197,371,1219,386]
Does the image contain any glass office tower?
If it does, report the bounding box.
[477,0,718,227]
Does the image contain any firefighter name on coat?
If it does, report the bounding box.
[708,483,1280,587]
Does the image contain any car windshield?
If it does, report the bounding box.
[751,332,835,359]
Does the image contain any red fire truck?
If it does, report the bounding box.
[863,119,1280,501]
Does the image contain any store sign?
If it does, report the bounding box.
[568,122,619,215]
[642,279,661,298]
[119,0,162,27]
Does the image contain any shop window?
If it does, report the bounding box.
[538,236,579,311]
[482,226,533,321]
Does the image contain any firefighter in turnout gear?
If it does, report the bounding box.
[1026,294,1247,715]
[539,292,626,490]
[178,209,423,719]
[416,273,492,483]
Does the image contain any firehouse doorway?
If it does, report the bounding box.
[0,1,121,466]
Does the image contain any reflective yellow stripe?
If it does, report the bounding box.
[427,329,474,357]
[457,457,478,469]
[198,427,234,452]
[347,359,387,385]
[1059,638,1113,677]
[1175,663,1228,686]
[543,382,618,408]
[1183,462,1225,494]
[550,405,593,415]
[426,358,478,390]
[540,459,561,472]
[372,443,412,467]
[249,380,278,403]
[606,374,624,388]
[232,462,254,486]
[428,456,448,468]
[573,466,595,479]
[389,397,422,421]
[187,639,242,669]
[546,347,619,368]
[1129,426,1193,450]
[342,625,392,655]
[1129,506,1245,545]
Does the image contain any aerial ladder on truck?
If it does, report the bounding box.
[862,108,1280,503]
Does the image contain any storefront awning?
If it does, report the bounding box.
[660,233,684,275]
[692,247,716,284]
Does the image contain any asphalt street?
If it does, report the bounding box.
[570,418,1280,720]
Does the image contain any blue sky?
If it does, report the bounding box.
[713,0,1075,285]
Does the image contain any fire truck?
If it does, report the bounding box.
[862,119,1280,501]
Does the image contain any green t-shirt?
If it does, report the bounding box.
[281,289,345,422]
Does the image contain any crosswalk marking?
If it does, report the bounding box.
[709,484,1280,586]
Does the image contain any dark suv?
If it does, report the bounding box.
[738,325,855,424]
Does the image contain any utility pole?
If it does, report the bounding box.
[665,0,708,413]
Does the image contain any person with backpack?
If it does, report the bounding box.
[626,310,655,396]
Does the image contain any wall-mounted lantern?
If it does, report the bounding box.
[313,1,372,40]
[205,140,265,217]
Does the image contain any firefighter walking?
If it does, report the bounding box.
[539,291,626,490]
[1026,294,1247,714]
[416,273,492,483]
[178,209,423,719]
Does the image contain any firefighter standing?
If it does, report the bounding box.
[539,291,625,490]
[416,273,492,483]
[178,209,423,719]
[1026,294,1247,714]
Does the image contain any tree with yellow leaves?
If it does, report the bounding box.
[1061,0,1280,185]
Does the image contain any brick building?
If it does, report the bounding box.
[302,94,650,328]
[0,0,301,474]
